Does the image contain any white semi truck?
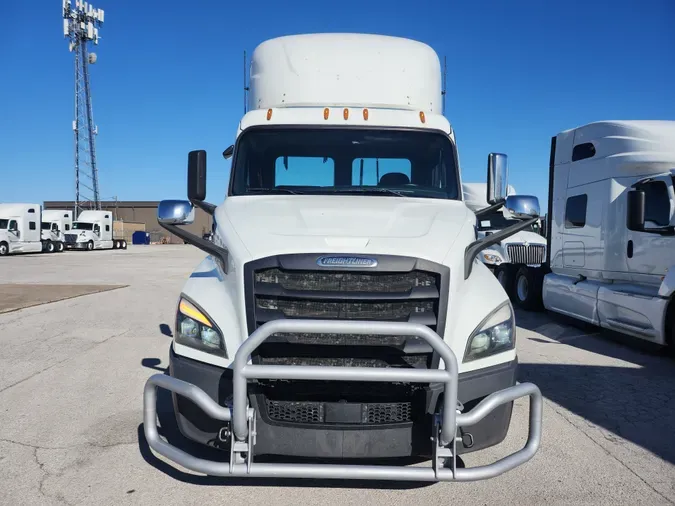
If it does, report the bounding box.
[0,203,45,255]
[463,182,547,309]
[526,120,675,354]
[143,33,543,482]
[40,210,73,253]
[64,210,128,251]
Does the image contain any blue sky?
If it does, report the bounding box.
[2,0,674,209]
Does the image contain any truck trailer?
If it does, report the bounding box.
[463,182,547,309]
[40,209,73,253]
[64,210,128,251]
[0,203,54,256]
[527,121,675,354]
[143,33,543,482]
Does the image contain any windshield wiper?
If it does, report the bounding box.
[245,187,303,195]
[331,187,407,197]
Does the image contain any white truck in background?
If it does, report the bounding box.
[40,210,73,253]
[527,120,675,354]
[0,203,45,255]
[463,182,547,309]
[64,210,128,251]
[143,33,544,483]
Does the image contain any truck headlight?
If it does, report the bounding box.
[463,301,515,362]
[482,252,503,265]
[175,297,227,357]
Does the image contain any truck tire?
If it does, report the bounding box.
[112,240,118,249]
[513,266,543,311]
[666,301,675,358]
[121,240,127,250]
[45,241,55,253]
[0,242,8,256]
[496,265,514,297]
[87,241,94,251]
[57,242,64,252]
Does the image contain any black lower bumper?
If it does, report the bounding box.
[168,346,517,459]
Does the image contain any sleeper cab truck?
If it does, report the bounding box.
[142,33,544,482]
[64,210,128,251]
[531,120,675,354]
[40,209,73,253]
[0,203,50,256]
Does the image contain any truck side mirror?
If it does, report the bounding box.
[188,150,207,202]
[157,200,196,225]
[627,190,646,231]
[486,153,508,205]
[504,195,540,219]
[222,145,234,160]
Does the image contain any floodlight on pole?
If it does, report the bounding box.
[62,0,105,217]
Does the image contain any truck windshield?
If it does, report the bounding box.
[72,222,93,231]
[0,219,7,229]
[41,223,51,230]
[478,212,540,233]
[230,127,460,200]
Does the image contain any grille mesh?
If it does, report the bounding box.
[257,298,434,320]
[255,268,436,292]
[264,399,413,425]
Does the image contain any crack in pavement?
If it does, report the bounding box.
[0,329,131,395]
[1,438,138,452]
[543,397,675,505]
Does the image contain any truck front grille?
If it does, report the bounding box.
[64,234,78,244]
[506,244,545,265]
[243,254,449,427]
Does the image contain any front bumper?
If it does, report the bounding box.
[144,319,542,482]
[64,242,87,250]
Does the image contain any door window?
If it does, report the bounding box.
[635,180,670,227]
[565,194,588,228]
[9,220,18,232]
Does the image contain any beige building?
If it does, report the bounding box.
[43,201,213,244]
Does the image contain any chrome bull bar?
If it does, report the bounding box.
[143,319,543,482]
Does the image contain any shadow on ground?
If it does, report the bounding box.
[516,309,675,465]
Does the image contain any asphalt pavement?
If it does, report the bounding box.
[0,246,673,505]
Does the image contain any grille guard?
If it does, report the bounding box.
[143,319,543,482]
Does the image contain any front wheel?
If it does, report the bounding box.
[0,242,8,256]
[495,265,514,298]
[513,266,543,311]
[87,241,94,251]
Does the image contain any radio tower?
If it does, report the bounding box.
[62,0,105,216]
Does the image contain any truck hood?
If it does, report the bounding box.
[219,195,473,264]
[499,229,546,246]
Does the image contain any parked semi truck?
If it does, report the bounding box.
[524,120,675,354]
[0,203,61,256]
[143,33,543,482]
[40,210,73,253]
[463,182,547,309]
[64,210,128,250]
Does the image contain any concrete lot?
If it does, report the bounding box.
[0,246,673,505]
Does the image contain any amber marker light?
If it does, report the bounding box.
[363,108,369,120]
[324,108,330,120]
[419,111,426,123]
[266,109,272,120]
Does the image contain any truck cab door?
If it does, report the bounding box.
[626,176,674,285]
[8,220,19,241]
[93,224,101,237]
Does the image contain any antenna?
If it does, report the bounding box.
[62,0,105,217]
[243,50,250,114]
[441,55,447,115]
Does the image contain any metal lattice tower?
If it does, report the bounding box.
[62,0,105,216]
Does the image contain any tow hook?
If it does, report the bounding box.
[461,430,474,448]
